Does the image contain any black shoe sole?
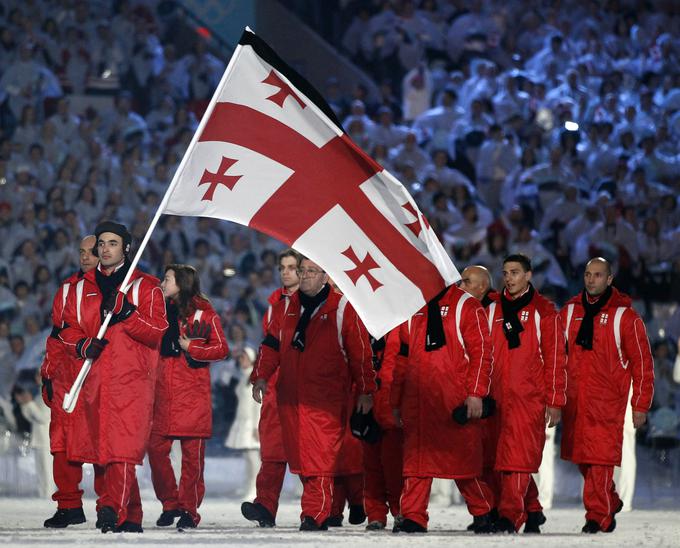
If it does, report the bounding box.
[44,518,86,528]
[241,503,275,527]
[44,512,86,528]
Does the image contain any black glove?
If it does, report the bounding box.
[76,337,109,360]
[185,320,211,341]
[42,377,53,403]
[452,396,496,425]
[160,333,181,357]
[184,352,209,369]
[350,409,382,444]
[105,291,137,326]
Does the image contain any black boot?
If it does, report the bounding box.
[395,518,427,533]
[348,504,366,525]
[176,512,197,530]
[44,507,86,528]
[468,507,497,532]
[366,520,386,530]
[300,516,328,531]
[97,506,118,533]
[392,515,404,533]
[523,511,546,533]
[582,519,601,534]
[241,502,275,527]
[494,516,516,534]
[605,518,616,532]
[472,511,495,534]
[117,521,143,533]
[156,509,182,527]
[323,515,343,527]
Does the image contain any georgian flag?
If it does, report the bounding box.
[162,28,459,337]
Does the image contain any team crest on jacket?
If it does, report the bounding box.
[440,305,449,317]
[600,313,609,325]
[520,310,529,322]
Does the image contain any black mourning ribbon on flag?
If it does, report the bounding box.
[291,283,331,352]
[500,283,535,349]
[425,286,451,352]
[575,285,613,350]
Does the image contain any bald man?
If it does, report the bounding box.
[42,235,97,528]
[459,266,493,304]
[560,258,654,533]
[459,265,500,529]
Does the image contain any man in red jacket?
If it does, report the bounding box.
[560,257,654,534]
[242,249,300,527]
[42,235,97,528]
[459,265,500,523]
[60,221,168,533]
[252,257,376,531]
[486,254,566,534]
[362,329,404,531]
[390,284,495,534]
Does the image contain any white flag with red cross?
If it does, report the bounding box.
[162,28,459,338]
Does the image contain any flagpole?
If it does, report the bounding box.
[63,40,247,413]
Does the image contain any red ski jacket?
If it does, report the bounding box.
[390,285,492,478]
[40,271,81,452]
[486,288,567,473]
[251,287,294,462]
[253,289,376,476]
[560,288,654,465]
[153,298,228,438]
[59,267,167,465]
[372,328,402,430]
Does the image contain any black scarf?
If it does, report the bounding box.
[160,300,181,357]
[95,260,131,320]
[291,283,331,352]
[576,286,613,350]
[481,291,494,308]
[425,286,451,352]
[500,283,535,349]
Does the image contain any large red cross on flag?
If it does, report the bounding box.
[162,28,459,337]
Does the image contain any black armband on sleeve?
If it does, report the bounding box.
[399,343,409,357]
[262,333,280,351]
[50,325,62,339]
[185,353,209,369]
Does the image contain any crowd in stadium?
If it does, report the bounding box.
[0,0,679,464]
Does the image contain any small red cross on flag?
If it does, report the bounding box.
[162,28,459,337]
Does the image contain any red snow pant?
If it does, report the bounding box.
[400,476,495,528]
[300,475,334,525]
[52,451,83,509]
[498,472,545,531]
[525,476,543,513]
[254,460,287,518]
[331,474,363,518]
[578,464,620,531]
[363,428,403,524]
[148,433,206,525]
[93,462,142,525]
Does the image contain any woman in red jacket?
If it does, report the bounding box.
[148,264,228,529]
